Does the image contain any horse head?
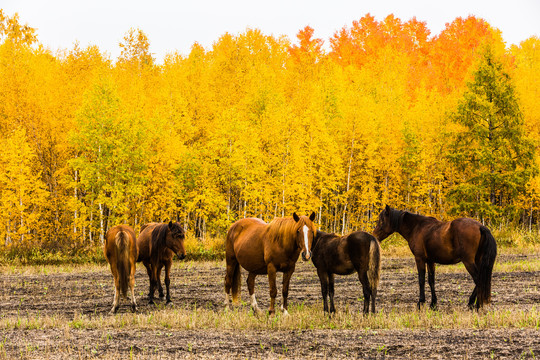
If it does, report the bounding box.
[166,221,186,260]
[373,205,399,241]
[293,212,317,261]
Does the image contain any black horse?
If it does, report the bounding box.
[373,205,497,310]
[311,230,381,314]
[136,222,186,305]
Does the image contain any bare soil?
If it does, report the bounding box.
[1,254,539,359]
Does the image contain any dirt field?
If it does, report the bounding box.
[1,254,539,359]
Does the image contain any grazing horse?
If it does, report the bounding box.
[373,205,497,310]
[104,225,138,314]
[137,221,186,305]
[312,230,381,315]
[224,212,317,315]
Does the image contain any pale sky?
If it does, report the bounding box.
[3,0,540,63]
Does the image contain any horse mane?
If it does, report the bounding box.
[150,223,170,261]
[389,208,406,232]
[266,217,298,243]
[389,208,437,233]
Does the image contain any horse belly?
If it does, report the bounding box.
[426,246,461,265]
[235,245,267,274]
[330,257,355,276]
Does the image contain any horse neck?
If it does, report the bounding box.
[267,219,300,254]
[312,230,328,252]
[396,212,421,241]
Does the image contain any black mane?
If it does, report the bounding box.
[389,208,405,232]
[150,222,183,261]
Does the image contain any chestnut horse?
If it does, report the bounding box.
[373,205,497,310]
[312,230,381,315]
[104,225,138,314]
[224,212,317,315]
[137,221,186,305]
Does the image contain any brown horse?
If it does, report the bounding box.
[137,221,186,305]
[104,225,138,314]
[373,205,497,310]
[312,230,381,315]
[224,212,317,315]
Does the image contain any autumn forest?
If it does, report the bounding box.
[1,10,539,256]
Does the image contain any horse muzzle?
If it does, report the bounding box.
[177,253,186,260]
[301,251,311,261]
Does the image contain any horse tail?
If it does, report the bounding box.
[367,235,381,295]
[476,226,497,307]
[115,230,131,298]
[226,222,243,304]
[231,262,242,304]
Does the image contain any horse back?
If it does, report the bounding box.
[420,217,482,264]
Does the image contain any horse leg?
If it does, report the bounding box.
[143,261,152,299]
[110,286,120,314]
[317,269,329,314]
[148,263,159,305]
[358,270,371,315]
[281,266,295,317]
[464,262,479,310]
[427,262,437,310]
[328,273,336,314]
[129,283,137,312]
[246,272,261,314]
[157,263,165,299]
[267,263,278,315]
[164,260,173,304]
[129,262,137,312]
[415,257,427,309]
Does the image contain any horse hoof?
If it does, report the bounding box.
[282,309,290,317]
[166,300,174,307]
[159,294,165,299]
[148,300,155,306]
[251,307,262,316]
[131,306,138,313]
[430,303,438,311]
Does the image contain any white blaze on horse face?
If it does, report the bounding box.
[302,225,310,256]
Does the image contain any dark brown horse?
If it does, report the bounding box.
[224,212,317,315]
[373,205,497,310]
[312,230,381,315]
[137,221,186,305]
[104,225,138,314]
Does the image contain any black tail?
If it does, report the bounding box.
[226,222,243,304]
[476,226,497,307]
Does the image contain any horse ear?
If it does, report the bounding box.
[293,213,300,222]
[385,204,390,214]
[309,212,316,221]
[168,221,173,229]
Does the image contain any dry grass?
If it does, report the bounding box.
[0,303,538,332]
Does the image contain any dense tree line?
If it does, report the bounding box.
[1,10,539,253]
